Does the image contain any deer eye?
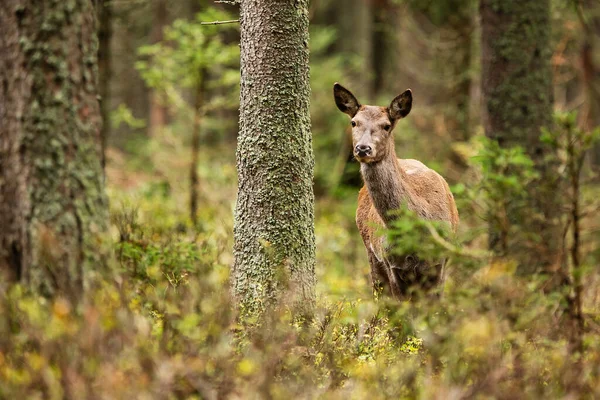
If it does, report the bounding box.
[384,124,391,131]
[351,121,357,127]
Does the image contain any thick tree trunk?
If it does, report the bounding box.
[0,0,109,298]
[98,0,112,169]
[480,0,560,272]
[233,0,315,314]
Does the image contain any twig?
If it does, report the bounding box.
[200,19,239,25]
[107,0,148,5]
[424,221,492,259]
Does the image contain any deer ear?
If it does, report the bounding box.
[333,83,360,117]
[389,89,412,120]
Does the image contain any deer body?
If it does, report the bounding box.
[334,83,458,300]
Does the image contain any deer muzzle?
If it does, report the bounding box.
[355,144,372,158]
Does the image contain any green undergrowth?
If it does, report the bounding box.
[2,226,598,398]
[1,136,599,399]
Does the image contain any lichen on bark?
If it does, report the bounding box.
[0,0,109,299]
[233,0,316,315]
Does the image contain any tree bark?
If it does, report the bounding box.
[97,0,112,169]
[480,0,560,272]
[0,0,109,298]
[233,0,315,314]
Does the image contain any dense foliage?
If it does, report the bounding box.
[1,118,599,398]
[1,1,600,399]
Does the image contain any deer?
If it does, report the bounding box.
[333,83,459,300]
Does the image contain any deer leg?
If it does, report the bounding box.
[381,255,410,300]
[387,255,444,299]
[367,250,391,298]
[387,255,417,299]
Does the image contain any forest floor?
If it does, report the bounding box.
[1,131,599,398]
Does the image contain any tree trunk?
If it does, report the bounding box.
[480,0,560,272]
[333,0,371,190]
[447,17,474,141]
[148,0,168,137]
[0,0,109,298]
[370,0,393,99]
[337,0,372,94]
[98,0,112,169]
[190,69,206,227]
[581,0,600,167]
[233,0,315,314]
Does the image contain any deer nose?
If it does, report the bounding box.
[355,144,372,156]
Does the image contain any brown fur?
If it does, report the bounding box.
[334,83,459,300]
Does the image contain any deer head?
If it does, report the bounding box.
[333,83,412,163]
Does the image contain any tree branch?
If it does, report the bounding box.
[200,19,239,26]
[424,221,492,259]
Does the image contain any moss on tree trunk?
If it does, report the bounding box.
[480,0,560,272]
[0,0,109,299]
[233,0,316,314]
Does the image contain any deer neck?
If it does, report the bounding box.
[360,146,410,226]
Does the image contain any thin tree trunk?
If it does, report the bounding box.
[233,0,315,314]
[190,70,206,227]
[98,0,112,169]
[189,0,207,226]
[337,0,372,93]
[334,0,371,189]
[480,0,560,272]
[148,0,168,137]
[566,128,584,353]
[0,0,109,299]
[370,0,394,99]
[448,20,474,141]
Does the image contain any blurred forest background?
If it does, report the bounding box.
[2,0,600,398]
